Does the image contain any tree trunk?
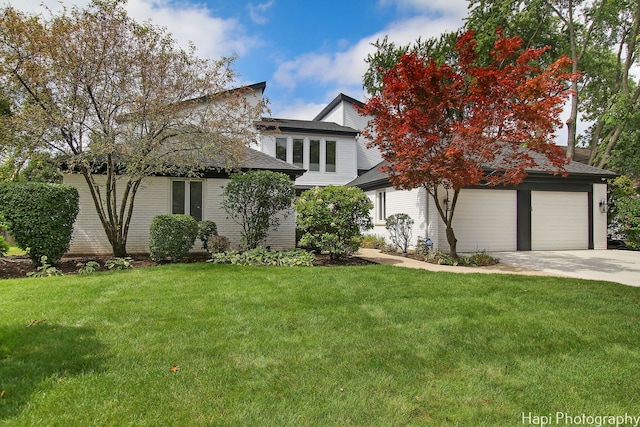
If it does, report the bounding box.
[430,186,460,259]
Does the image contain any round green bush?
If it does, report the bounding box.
[149,214,199,262]
[296,186,373,260]
[0,182,79,264]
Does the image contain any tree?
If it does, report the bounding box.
[361,30,573,257]
[465,0,640,170]
[222,170,296,250]
[296,186,373,260]
[0,0,264,256]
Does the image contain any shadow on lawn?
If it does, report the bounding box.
[0,322,108,420]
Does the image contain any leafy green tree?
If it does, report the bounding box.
[222,170,295,250]
[0,0,264,256]
[465,0,640,169]
[296,186,373,260]
[385,213,414,255]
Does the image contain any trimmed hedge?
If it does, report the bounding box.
[149,214,198,262]
[0,182,79,264]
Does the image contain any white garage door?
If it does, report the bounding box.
[453,189,517,252]
[531,191,589,250]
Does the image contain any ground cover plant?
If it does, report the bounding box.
[1,265,639,425]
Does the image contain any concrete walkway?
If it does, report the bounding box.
[354,248,559,277]
[355,248,640,287]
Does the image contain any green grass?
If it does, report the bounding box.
[1,264,639,426]
[5,246,25,256]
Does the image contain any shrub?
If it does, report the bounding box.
[105,257,133,270]
[149,214,198,262]
[210,248,315,266]
[0,182,79,264]
[616,195,640,250]
[361,234,386,249]
[27,256,63,277]
[296,186,373,260]
[385,213,414,254]
[77,261,100,275]
[198,220,218,251]
[207,235,230,255]
[222,170,295,250]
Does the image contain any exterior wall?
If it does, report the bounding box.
[365,186,430,249]
[260,133,357,187]
[320,104,343,125]
[592,183,608,250]
[65,173,296,255]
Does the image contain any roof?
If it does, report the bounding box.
[255,118,359,137]
[348,154,617,191]
[313,93,365,122]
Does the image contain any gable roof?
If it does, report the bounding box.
[255,118,359,137]
[348,155,617,191]
[313,93,364,122]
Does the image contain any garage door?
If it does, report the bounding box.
[453,189,517,252]
[531,191,589,250]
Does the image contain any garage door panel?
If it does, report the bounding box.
[453,189,517,252]
[531,191,588,250]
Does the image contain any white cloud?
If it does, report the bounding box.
[248,1,273,25]
[273,13,466,92]
[379,0,470,15]
[271,100,327,121]
[6,0,258,60]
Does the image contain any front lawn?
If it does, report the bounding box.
[1,264,639,425]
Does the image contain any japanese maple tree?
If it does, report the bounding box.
[361,30,574,257]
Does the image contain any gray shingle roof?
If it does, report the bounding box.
[202,146,305,176]
[348,154,617,190]
[256,118,359,136]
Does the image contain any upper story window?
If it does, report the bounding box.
[293,138,304,168]
[276,137,287,162]
[172,180,203,221]
[309,139,320,171]
[326,140,336,173]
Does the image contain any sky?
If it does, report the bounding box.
[7,0,469,120]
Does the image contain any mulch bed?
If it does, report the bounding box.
[0,253,375,280]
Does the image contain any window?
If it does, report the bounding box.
[325,140,336,172]
[293,138,304,168]
[309,139,320,171]
[376,190,386,223]
[172,180,203,221]
[276,137,287,162]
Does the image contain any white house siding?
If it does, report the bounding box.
[531,191,589,250]
[260,134,357,187]
[448,189,518,253]
[319,104,343,125]
[202,178,296,251]
[365,187,429,249]
[66,174,296,255]
[592,183,607,250]
[65,174,169,255]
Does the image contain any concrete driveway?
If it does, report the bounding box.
[491,250,640,287]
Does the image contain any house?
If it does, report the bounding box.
[65,82,304,255]
[65,82,617,256]
[65,147,303,255]
[257,92,617,253]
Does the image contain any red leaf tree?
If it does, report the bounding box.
[360,30,575,257]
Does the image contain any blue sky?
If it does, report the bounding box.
[9,0,469,119]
